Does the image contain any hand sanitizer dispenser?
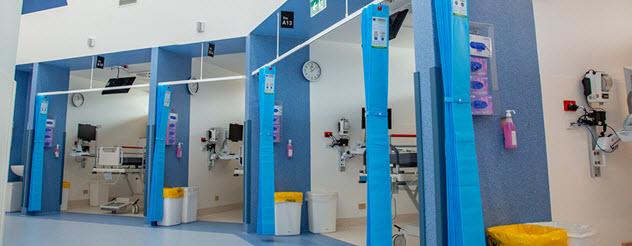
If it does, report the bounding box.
[502,110,517,149]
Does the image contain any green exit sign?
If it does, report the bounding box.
[310,0,327,17]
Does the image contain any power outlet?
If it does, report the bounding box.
[214,195,220,201]
[358,203,366,210]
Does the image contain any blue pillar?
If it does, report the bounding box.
[9,71,32,182]
[246,34,312,234]
[22,63,69,214]
[411,0,446,244]
[361,4,393,245]
[146,48,192,224]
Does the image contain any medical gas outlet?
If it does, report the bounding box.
[201,126,243,171]
[326,118,365,172]
[566,69,626,178]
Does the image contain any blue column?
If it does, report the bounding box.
[246,34,312,234]
[146,48,191,224]
[412,0,446,244]
[9,71,32,182]
[361,4,393,245]
[22,63,70,214]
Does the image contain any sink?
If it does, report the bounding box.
[10,165,24,177]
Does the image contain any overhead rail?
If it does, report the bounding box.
[251,0,385,76]
[37,75,246,96]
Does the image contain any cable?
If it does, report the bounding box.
[582,126,616,153]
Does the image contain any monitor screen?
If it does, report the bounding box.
[228,123,244,142]
[389,9,409,40]
[102,77,136,95]
[78,124,97,141]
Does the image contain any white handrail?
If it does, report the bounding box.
[37,75,246,96]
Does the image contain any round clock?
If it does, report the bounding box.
[187,82,200,95]
[302,60,322,82]
[71,93,85,107]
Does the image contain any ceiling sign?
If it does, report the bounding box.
[281,11,294,28]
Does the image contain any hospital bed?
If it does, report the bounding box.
[93,146,145,214]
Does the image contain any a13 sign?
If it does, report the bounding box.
[281,11,294,29]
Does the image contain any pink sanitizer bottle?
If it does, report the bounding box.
[502,110,517,149]
[287,139,293,158]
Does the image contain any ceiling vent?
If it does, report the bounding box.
[118,0,137,7]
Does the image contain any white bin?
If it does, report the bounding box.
[181,186,199,223]
[4,182,22,212]
[274,192,303,236]
[89,181,109,206]
[60,181,70,211]
[306,191,338,233]
[531,222,597,246]
[159,188,183,226]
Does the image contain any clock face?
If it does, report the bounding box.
[71,93,85,107]
[187,82,200,95]
[302,61,322,82]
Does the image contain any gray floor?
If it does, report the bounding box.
[3,213,353,246]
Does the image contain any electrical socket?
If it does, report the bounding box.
[358,203,366,210]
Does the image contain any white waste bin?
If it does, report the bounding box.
[531,222,597,246]
[60,181,70,211]
[181,186,199,223]
[307,191,338,233]
[274,192,303,236]
[159,187,183,226]
[4,182,22,212]
[89,181,109,206]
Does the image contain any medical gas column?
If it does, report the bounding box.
[361,4,393,246]
[257,67,276,235]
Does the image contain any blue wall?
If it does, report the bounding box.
[469,0,551,227]
[150,48,192,188]
[22,0,67,14]
[246,34,311,232]
[9,71,32,182]
[23,63,70,213]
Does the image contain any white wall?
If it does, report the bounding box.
[64,75,148,201]
[533,0,632,244]
[309,39,418,219]
[188,56,245,209]
[16,0,284,64]
[0,0,23,239]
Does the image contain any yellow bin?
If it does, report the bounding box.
[61,181,70,211]
[159,188,184,226]
[274,192,304,236]
[487,224,568,246]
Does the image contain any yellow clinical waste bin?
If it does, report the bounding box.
[487,224,568,246]
[159,188,184,226]
[274,192,303,236]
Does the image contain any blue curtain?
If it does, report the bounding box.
[433,0,486,245]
